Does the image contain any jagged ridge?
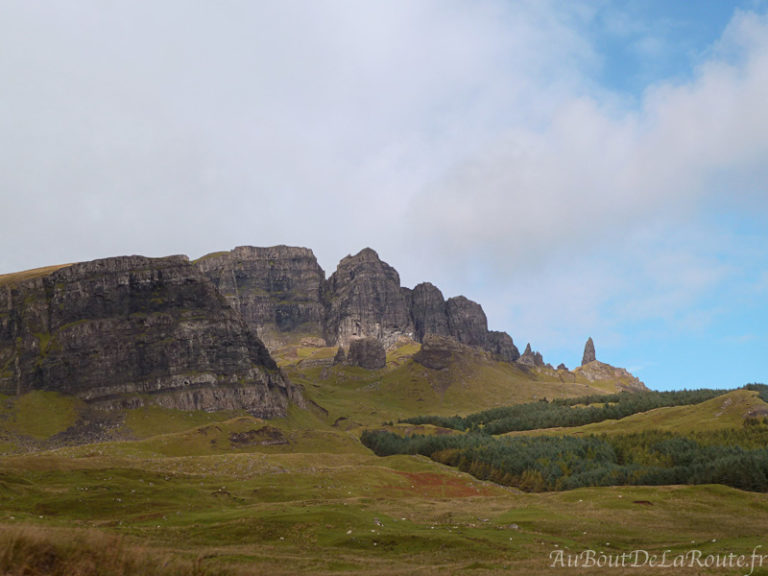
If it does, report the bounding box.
[197,246,523,363]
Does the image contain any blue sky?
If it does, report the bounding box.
[1,1,768,391]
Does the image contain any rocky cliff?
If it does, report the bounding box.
[195,246,325,349]
[517,343,545,368]
[322,248,414,348]
[410,282,451,341]
[322,249,522,362]
[0,247,645,415]
[0,255,298,416]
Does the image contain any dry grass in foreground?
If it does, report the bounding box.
[0,525,231,576]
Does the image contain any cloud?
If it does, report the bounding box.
[0,2,767,386]
[407,9,768,280]
[0,1,601,273]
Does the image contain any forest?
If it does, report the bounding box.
[364,385,768,492]
[402,388,730,434]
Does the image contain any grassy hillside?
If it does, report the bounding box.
[281,341,631,427]
[0,263,72,287]
[1,335,766,573]
[508,388,768,437]
[2,438,768,575]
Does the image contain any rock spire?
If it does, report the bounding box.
[582,337,596,365]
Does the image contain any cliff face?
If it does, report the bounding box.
[410,282,451,341]
[322,248,521,361]
[322,248,414,348]
[0,255,297,417]
[0,245,528,403]
[196,246,325,349]
[445,296,488,347]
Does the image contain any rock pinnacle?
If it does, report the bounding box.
[582,337,596,365]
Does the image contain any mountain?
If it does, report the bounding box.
[0,245,644,431]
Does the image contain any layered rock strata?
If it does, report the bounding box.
[322,248,414,349]
[0,255,297,416]
[196,246,325,349]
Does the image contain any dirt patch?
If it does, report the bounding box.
[385,471,492,498]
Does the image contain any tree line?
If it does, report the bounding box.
[361,423,768,493]
[402,388,729,435]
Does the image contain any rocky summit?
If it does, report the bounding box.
[319,248,522,362]
[195,246,524,364]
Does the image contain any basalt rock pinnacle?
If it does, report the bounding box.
[582,337,596,365]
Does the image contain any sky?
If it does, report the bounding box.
[2,0,768,391]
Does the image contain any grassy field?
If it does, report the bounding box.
[4,433,768,575]
[1,346,767,574]
[0,263,72,287]
[2,392,768,574]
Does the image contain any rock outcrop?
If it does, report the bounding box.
[517,343,544,367]
[413,335,473,370]
[445,296,488,347]
[322,249,522,362]
[485,330,521,362]
[196,246,325,349]
[0,255,298,416]
[346,337,387,369]
[322,248,414,348]
[582,337,596,365]
[410,282,450,341]
[333,346,346,365]
[574,360,646,391]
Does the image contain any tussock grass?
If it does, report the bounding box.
[0,525,229,576]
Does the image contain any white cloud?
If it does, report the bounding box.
[1,2,767,381]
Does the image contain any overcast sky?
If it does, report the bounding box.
[2,1,768,390]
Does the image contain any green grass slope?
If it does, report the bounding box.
[283,341,632,428]
[509,388,768,437]
[0,383,767,574]
[2,321,765,573]
[3,441,768,575]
